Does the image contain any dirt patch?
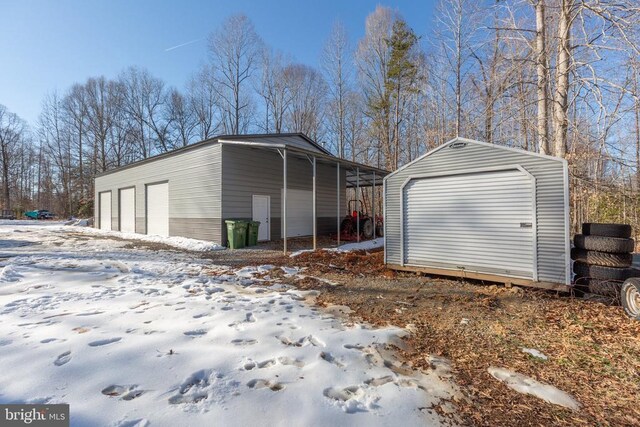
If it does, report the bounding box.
[288,249,640,426]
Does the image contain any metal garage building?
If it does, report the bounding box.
[384,137,570,290]
[94,133,386,251]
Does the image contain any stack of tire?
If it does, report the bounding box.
[572,223,637,299]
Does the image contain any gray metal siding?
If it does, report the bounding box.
[221,145,345,244]
[403,169,535,279]
[385,140,568,285]
[94,144,222,243]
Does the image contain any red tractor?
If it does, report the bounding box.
[339,200,383,241]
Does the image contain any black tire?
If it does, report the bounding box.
[340,217,354,235]
[361,218,373,239]
[573,234,634,254]
[621,278,640,320]
[582,223,632,239]
[570,248,632,268]
[585,278,622,297]
[573,261,640,281]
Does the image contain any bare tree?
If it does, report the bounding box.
[322,21,353,158]
[283,64,327,142]
[119,67,170,156]
[167,89,197,148]
[533,0,551,154]
[356,6,395,169]
[0,105,27,209]
[208,14,263,134]
[435,0,479,137]
[257,49,292,133]
[188,65,222,141]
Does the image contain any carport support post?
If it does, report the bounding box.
[356,167,360,243]
[283,149,288,254]
[312,156,317,251]
[336,162,340,246]
[372,173,376,239]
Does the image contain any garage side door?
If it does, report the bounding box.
[119,188,135,233]
[403,169,535,279]
[281,189,312,238]
[99,191,112,231]
[146,182,169,236]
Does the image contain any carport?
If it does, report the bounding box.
[217,139,388,254]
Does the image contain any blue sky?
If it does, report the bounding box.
[0,0,437,126]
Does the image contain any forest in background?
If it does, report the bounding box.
[0,0,639,237]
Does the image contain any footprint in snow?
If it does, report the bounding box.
[88,337,121,347]
[113,418,149,427]
[54,351,71,366]
[323,386,373,413]
[246,379,285,391]
[101,385,145,401]
[278,335,325,348]
[183,329,207,337]
[242,357,305,371]
[76,311,104,317]
[168,369,228,405]
[231,338,257,346]
[364,376,395,387]
[320,352,345,368]
[343,344,365,350]
[192,313,209,319]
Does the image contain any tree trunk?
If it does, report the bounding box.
[534,0,550,155]
[553,0,572,158]
[634,60,640,191]
[2,145,10,210]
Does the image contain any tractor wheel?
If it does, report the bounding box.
[621,278,640,320]
[361,218,374,239]
[340,217,354,236]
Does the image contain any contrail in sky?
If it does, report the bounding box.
[165,38,203,52]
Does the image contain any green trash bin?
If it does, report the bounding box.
[225,220,248,249]
[246,221,260,246]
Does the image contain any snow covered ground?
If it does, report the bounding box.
[0,222,458,426]
[290,238,385,257]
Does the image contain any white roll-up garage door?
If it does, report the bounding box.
[146,182,169,236]
[119,188,135,233]
[403,169,535,279]
[99,191,112,231]
[281,189,312,238]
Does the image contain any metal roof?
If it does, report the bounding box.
[96,133,388,182]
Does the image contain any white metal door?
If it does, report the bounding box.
[281,189,312,238]
[403,169,535,279]
[252,195,270,241]
[99,191,112,231]
[119,187,135,233]
[146,182,169,236]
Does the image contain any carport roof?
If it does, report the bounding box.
[96,133,389,185]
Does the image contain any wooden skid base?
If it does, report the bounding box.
[387,264,570,293]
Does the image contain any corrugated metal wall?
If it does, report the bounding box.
[384,139,569,285]
[221,145,346,244]
[403,169,535,279]
[94,144,222,243]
